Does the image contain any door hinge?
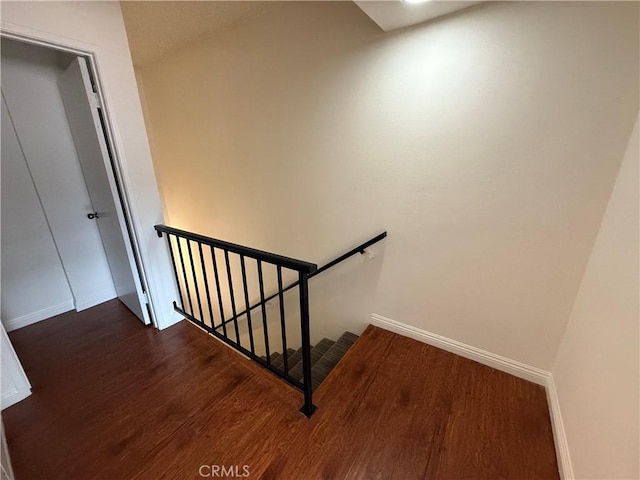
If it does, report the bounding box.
[91,91,102,109]
[142,292,149,304]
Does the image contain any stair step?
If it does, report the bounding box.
[259,332,358,388]
[271,348,295,370]
[311,331,358,391]
[283,348,304,377]
[289,338,335,382]
[263,351,280,364]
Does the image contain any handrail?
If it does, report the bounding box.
[218,231,387,327]
[155,225,318,274]
[155,225,387,418]
[155,223,318,417]
[310,231,387,278]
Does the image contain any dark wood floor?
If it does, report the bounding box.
[3,300,558,479]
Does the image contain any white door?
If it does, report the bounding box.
[0,322,31,410]
[58,57,150,325]
[1,43,120,314]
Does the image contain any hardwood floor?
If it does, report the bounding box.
[3,300,558,479]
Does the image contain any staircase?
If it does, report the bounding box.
[262,331,358,391]
[156,223,387,415]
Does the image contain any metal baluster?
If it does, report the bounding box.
[164,234,185,311]
[198,242,215,328]
[176,236,194,316]
[277,266,288,376]
[154,224,332,417]
[210,246,227,339]
[298,271,316,417]
[257,260,270,364]
[240,255,255,355]
[224,251,241,345]
[186,240,204,323]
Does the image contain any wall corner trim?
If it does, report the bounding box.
[545,373,575,480]
[156,310,183,330]
[369,313,573,479]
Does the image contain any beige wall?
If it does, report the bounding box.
[552,115,639,479]
[138,1,639,368]
[1,1,181,329]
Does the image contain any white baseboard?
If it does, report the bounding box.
[156,309,184,330]
[0,387,30,410]
[545,374,574,480]
[3,300,74,332]
[74,289,117,312]
[370,313,573,479]
[370,313,549,385]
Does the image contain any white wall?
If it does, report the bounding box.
[0,97,74,329]
[1,1,181,329]
[552,116,639,480]
[1,39,117,313]
[137,1,639,368]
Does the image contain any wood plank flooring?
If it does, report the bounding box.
[3,300,558,479]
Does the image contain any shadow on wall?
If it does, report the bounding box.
[140,1,639,370]
[308,243,385,342]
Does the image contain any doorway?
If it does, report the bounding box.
[1,38,153,332]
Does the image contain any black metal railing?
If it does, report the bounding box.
[214,231,388,334]
[155,224,387,417]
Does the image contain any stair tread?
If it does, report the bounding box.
[265,351,281,363]
[311,332,358,391]
[336,331,358,346]
[284,348,304,376]
[289,338,335,381]
[262,332,358,389]
[271,348,295,370]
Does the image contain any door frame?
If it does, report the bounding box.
[0,30,158,328]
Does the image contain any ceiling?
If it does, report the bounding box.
[121,1,274,67]
[122,1,485,68]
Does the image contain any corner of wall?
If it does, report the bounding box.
[371,312,577,479]
[545,373,575,480]
[155,310,184,331]
[548,112,639,480]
